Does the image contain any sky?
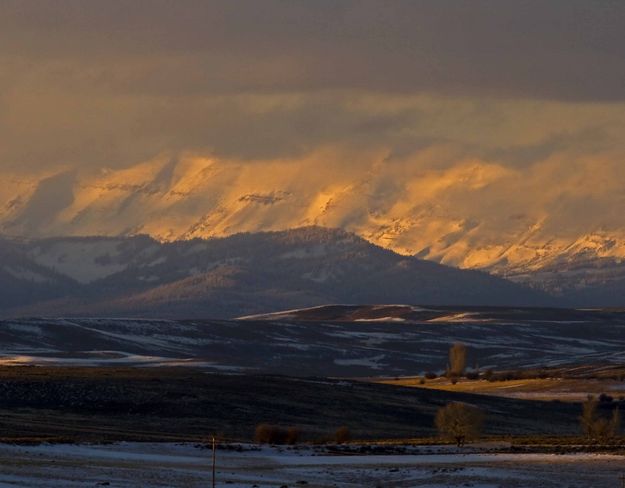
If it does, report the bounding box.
[2,1,625,261]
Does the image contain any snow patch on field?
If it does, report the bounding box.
[0,352,244,370]
[236,304,356,320]
[428,312,491,323]
[0,443,623,487]
[355,316,406,322]
[3,322,44,335]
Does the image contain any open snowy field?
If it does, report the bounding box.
[0,442,623,488]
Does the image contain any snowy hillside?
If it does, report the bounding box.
[0,228,551,318]
[1,306,625,375]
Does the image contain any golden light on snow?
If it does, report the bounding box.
[6,138,625,277]
[3,2,625,276]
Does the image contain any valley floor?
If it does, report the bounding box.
[0,442,623,488]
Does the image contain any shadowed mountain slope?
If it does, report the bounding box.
[0,227,554,318]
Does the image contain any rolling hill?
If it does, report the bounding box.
[2,306,625,376]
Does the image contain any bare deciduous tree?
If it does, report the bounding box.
[335,426,351,444]
[448,342,467,377]
[435,402,484,447]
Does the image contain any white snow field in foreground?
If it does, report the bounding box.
[0,443,623,487]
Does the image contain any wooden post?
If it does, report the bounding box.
[212,436,216,488]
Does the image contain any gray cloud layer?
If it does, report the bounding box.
[1,1,624,174]
[2,0,625,100]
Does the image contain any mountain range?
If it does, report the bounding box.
[4,158,625,300]
[0,227,554,318]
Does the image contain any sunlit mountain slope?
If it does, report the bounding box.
[4,155,625,297]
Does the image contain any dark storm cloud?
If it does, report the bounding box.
[1,0,625,101]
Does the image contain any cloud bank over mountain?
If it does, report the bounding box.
[2,1,625,280]
[2,1,625,170]
[4,149,625,275]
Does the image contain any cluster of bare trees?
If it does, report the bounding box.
[435,343,624,446]
[255,343,622,450]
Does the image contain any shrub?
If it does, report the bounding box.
[254,424,300,445]
[599,393,614,403]
[335,426,351,444]
[435,402,484,447]
[465,371,479,380]
[580,397,620,443]
[424,371,438,380]
[500,371,515,381]
[285,427,300,445]
[254,423,279,444]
